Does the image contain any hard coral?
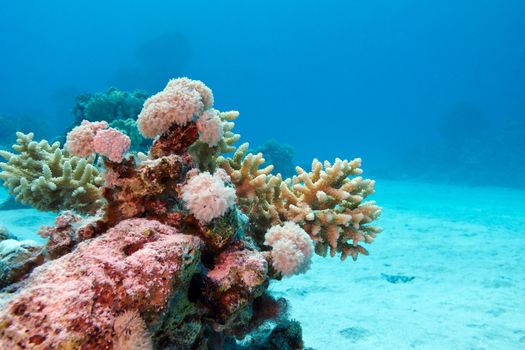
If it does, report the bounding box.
[0,132,104,213]
[219,145,382,261]
[205,248,269,328]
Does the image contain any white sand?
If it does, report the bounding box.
[1,181,524,349]
[271,180,525,349]
[0,189,56,244]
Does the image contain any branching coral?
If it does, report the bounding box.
[218,144,382,261]
[0,132,104,213]
[0,77,381,349]
[189,110,240,171]
[72,87,149,124]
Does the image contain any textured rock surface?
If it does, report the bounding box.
[0,239,43,289]
[0,218,202,349]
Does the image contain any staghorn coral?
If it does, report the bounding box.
[218,144,382,261]
[189,109,241,172]
[0,77,381,349]
[0,132,104,213]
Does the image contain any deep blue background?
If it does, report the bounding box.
[1,1,523,184]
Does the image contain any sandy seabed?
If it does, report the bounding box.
[272,180,525,350]
[1,180,524,350]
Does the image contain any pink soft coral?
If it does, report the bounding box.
[137,78,214,138]
[181,171,236,224]
[264,221,314,277]
[197,109,223,147]
[93,128,131,162]
[65,120,108,157]
[65,120,130,162]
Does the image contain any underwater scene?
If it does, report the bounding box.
[0,1,524,349]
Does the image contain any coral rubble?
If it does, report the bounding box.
[0,77,381,349]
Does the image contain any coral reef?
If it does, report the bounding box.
[0,132,104,213]
[109,118,151,151]
[252,140,295,178]
[218,145,382,261]
[0,77,381,349]
[0,219,201,349]
[65,120,109,158]
[92,127,131,162]
[72,87,149,124]
[56,88,150,151]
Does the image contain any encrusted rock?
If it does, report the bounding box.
[0,239,43,289]
[37,211,103,260]
[204,247,269,329]
[0,218,202,350]
[103,155,188,227]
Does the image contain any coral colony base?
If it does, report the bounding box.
[0,78,381,349]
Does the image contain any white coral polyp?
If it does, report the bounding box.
[197,109,224,147]
[137,78,214,138]
[182,171,236,224]
[264,221,314,277]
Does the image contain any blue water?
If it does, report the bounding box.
[1,1,524,349]
[1,0,524,187]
